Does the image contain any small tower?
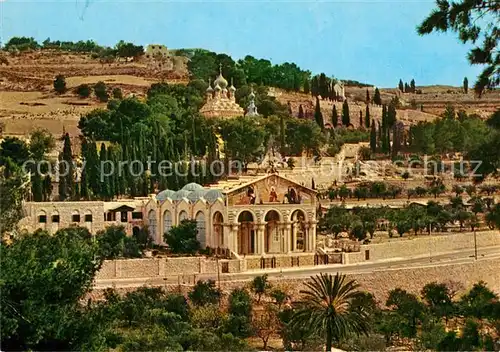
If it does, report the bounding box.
[228,78,236,101]
[206,78,214,101]
[246,87,259,117]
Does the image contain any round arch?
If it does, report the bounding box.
[264,210,281,253]
[213,211,224,247]
[237,210,255,255]
[178,210,188,223]
[148,210,157,242]
[163,210,172,237]
[195,211,206,248]
[290,209,307,252]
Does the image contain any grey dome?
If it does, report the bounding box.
[182,183,204,192]
[156,189,175,201]
[187,189,209,203]
[204,189,224,203]
[171,189,191,201]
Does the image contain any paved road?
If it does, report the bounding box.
[94,245,500,289]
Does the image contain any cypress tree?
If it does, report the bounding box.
[381,105,389,153]
[366,89,370,104]
[311,76,319,96]
[392,123,401,157]
[58,153,67,201]
[303,79,310,94]
[463,77,468,94]
[370,120,377,152]
[404,82,410,93]
[341,99,350,126]
[314,97,324,129]
[99,143,110,199]
[359,111,363,128]
[387,102,397,128]
[58,134,73,200]
[365,105,370,128]
[298,104,304,118]
[80,139,89,199]
[410,79,416,93]
[42,175,52,201]
[332,105,338,128]
[398,79,404,92]
[319,73,328,99]
[377,121,382,149]
[374,88,382,105]
[32,173,43,202]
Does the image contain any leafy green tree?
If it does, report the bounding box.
[225,288,253,338]
[0,137,30,168]
[0,165,29,236]
[250,274,271,303]
[341,99,350,126]
[76,84,91,98]
[285,118,325,156]
[418,0,499,94]
[96,225,142,259]
[4,36,39,51]
[290,273,370,351]
[53,74,67,94]
[485,203,500,229]
[421,282,455,321]
[115,40,144,59]
[373,88,382,105]
[189,280,221,307]
[112,87,123,99]
[314,97,324,129]
[386,288,425,338]
[94,81,109,102]
[459,281,499,320]
[303,79,310,94]
[0,228,104,350]
[164,220,201,254]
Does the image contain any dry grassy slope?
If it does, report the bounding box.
[0,50,188,137]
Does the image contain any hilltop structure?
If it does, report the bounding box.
[199,66,245,118]
[246,88,259,117]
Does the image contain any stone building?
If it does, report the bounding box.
[145,44,169,59]
[199,67,245,119]
[144,173,317,256]
[19,174,317,256]
[333,81,346,100]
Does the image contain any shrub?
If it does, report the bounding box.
[164,220,200,254]
[53,75,66,94]
[94,81,109,102]
[75,84,91,98]
[112,87,123,99]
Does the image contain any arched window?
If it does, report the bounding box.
[163,210,172,235]
[195,211,206,247]
[148,210,157,240]
[179,210,188,223]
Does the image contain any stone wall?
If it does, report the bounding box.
[345,230,500,264]
[91,258,500,305]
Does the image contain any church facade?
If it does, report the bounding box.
[144,174,318,256]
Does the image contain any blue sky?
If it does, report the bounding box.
[0,0,481,87]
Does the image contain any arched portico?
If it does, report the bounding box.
[291,209,307,252]
[237,211,255,255]
[264,210,281,253]
[213,212,224,248]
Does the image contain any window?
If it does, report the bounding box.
[106,212,115,221]
[148,210,157,239]
[163,210,172,234]
[132,212,143,220]
[179,210,188,222]
[72,214,80,222]
[85,214,93,222]
[52,215,60,223]
[120,211,128,222]
[195,212,206,247]
[39,215,47,223]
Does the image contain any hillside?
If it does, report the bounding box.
[1,49,498,138]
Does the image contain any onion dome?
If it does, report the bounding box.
[249,88,256,99]
[228,78,236,92]
[206,78,214,93]
[214,63,228,89]
[214,83,222,91]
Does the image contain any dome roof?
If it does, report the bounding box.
[249,89,256,99]
[206,85,214,93]
[171,189,191,201]
[229,85,236,92]
[214,73,228,89]
[187,189,209,203]
[204,189,224,203]
[182,182,204,191]
[156,189,176,201]
[214,83,222,91]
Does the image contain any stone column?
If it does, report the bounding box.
[291,222,297,252]
[282,222,292,253]
[256,222,266,255]
[310,220,317,252]
[230,223,240,254]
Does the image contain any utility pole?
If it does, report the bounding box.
[474,228,478,260]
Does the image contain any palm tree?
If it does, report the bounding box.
[290,273,370,351]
